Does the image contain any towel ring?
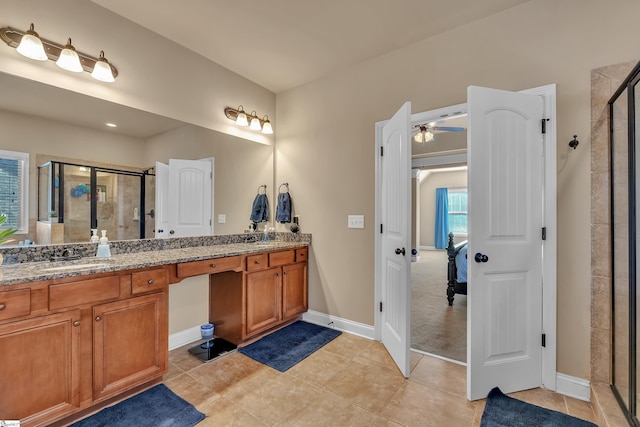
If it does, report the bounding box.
[279,183,289,193]
[257,184,267,194]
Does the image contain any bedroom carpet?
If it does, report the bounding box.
[411,249,467,362]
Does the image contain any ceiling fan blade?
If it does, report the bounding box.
[431,126,465,132]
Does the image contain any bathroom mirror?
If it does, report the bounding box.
[0,72,274,244]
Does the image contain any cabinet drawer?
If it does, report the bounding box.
[246,253,268,272]
[131,268,167,295]
[49,276,120,310]
[176,256,242,278]
[269,250,295,267]
[295,247,308,263]
[0,288,31,321]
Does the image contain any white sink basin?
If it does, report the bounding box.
[41,263,110,272]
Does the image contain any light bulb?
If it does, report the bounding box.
[261,116,273,134]
[249,112,261,130]
[56,38,83,72]
[236,106,248,126]
[91,51,115,82]
[16,23,47,61]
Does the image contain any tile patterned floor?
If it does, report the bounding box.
[165,332,599,426]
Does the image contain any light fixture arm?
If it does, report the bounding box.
[0,26,118,78]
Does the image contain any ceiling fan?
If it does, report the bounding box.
[413,121,465,143]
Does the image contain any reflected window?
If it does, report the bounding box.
[0,150,28,234]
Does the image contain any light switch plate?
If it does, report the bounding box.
[348,215,365,229]
[218,214,226,224]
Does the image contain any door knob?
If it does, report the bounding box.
[395,247,406,256]
[474,252,489,263]
[169,230,175,235]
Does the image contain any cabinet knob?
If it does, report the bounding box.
[211,263,216,268]
[95,316,102,322]
[255,261,260,264]
[73,320,80,327]
[147,279,154,285]
[0,303,5,311]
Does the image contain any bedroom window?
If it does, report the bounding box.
[0,150,29,235]
[448,188,467,235]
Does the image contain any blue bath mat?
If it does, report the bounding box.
[239,320,341,371]
[70,384,205,427]
[481,387,597,426]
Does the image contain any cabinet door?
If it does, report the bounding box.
[245,267,281,337]
[282,262,308,321]
[93,292,167,401]
[0,311,81,426]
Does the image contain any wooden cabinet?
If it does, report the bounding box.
[0,311,81,426]
[0,266,169,427]
[93,292,167,401]
[209,247,309,344]
[245,267,282,336]
[282,261,308,320]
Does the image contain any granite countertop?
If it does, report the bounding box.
[0,240,309,286]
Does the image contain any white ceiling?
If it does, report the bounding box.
[91,0,531,93]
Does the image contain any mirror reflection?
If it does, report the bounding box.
[0,72,274,245]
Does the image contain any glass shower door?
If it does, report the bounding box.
[95,169,143,241]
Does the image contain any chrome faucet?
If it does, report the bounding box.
[50,247,82,262]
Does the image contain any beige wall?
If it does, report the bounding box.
[419,170,467,248]
[275,0,640,380]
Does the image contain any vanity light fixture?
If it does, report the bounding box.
[0,24,118,82]
[225,106,274,134]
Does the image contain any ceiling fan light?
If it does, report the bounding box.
[91,51,115,82]
[249,111,261,130]
[16,23,47,61]
[236,106,248,126]
[56,38,83,72]
[261,116,273,134]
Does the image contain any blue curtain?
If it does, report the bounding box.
[434,188,449,249]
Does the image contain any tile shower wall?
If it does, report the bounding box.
[590,60,636,426]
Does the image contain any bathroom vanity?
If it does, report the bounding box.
[0,237,309,427]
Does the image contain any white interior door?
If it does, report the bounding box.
[380,102,412,377]
[155,158,213,238]
[467,86,544,400]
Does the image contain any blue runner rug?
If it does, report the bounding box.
[70,384,205,427]
[239,320,341,371]
[481,387,597,427]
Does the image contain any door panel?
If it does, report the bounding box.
[467,85,544,400]
[380,102,411,377]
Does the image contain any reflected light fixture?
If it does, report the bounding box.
[56,38,82,72]
[0,23,119,82]
[414,125,434,143]
[249,111,261,130]
[225,106,274,134]
[15,23,46,61]
[236,106,249,126]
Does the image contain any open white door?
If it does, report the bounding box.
[467,86,544,400]
[155,158,213,238]
[380,102,412,377]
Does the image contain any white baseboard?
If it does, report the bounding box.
[420,245,436,250]
[302,310,375,340]
[555,373,590,402]
[169,325,202,350]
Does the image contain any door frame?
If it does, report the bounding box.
[374,84,556,391]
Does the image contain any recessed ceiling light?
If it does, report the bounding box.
[106,122,117,128]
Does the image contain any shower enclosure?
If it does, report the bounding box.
[610,60,640,426]
[38,161,155,243]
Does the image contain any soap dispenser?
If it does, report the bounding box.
[96,230,111,258]
[262,224,270,244]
